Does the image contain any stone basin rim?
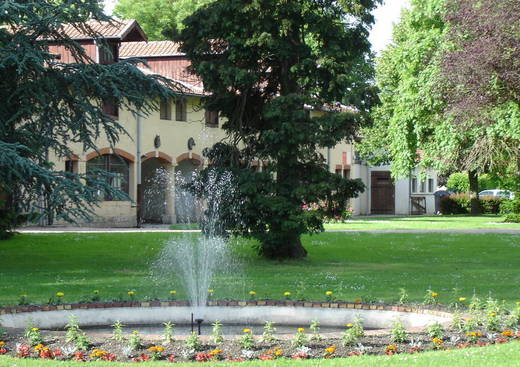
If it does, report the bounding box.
[0,301,453,331]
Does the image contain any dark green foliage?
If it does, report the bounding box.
[174,0,377,258]
[479,197,504,215]
[0,1,179,235]
[440,194,470,215]
[504,214,520,223]
[500,196,520,215]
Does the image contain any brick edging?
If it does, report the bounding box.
[0,300,453,319]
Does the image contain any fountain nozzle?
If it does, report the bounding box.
[195,318,204,335]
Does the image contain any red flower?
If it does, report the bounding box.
[194,353,212,362]
[408,346,422,354]
[39,348,54,359]
[16,344,30,358]
[73,351,86,362]
[258,354,274,360]
[132,354,150,362]
[167,354,176,362]
[53,349,63,357]
[291,352,309,360]
[0,348,8,355]
[348,351,363,356]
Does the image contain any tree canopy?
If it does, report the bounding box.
[114,0,213,40]
[0,0,178,237]
[174,0,379,258]
[358,0,520,213]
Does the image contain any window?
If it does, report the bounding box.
[175,98,187,121]
[428,178,434,193]
[411,177,417,193]
[86,154,129,201]
[98,41,118,65]
[420,180,426,193]
[205,109,219,127]
[160,99,171,120]
[65,160,77,173]
[335,169,343,176]
[102,98,119,119]
[343,169,350,179]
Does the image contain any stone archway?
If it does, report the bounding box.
[174,153,202,223]
[141,152,174,224]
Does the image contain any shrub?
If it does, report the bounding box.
[500,196,520,214]
[504,213,520,223]
[479,196,504,214]
[439,193,470,214]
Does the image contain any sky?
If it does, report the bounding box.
[103,0,411,54]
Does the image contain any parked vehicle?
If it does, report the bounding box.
[478,189,515,199]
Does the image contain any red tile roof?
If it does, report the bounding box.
[120,41,183,57]
[58,19,146,41]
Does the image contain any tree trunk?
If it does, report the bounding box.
[468,170,481,215]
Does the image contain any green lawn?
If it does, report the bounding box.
[1,342,520,367]
[324,215,520,231]
[0,232,519,306]
[171,215,520,231]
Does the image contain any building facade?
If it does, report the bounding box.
[47,20,437,227]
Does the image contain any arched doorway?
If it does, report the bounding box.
[141,155,173,223]
[174,154,202,223]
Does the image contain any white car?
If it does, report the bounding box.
[478,189,515,199]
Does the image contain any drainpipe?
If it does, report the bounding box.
[327,148,331,172]
[135,111,143,227]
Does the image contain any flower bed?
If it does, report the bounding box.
[0,295,519,363]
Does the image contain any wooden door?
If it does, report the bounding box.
[371,171,395,214]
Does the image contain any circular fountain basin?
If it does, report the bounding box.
[0,301,452,334]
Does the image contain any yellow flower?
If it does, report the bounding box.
[56,292,64,297]
[127,291,135,296]
[517,307,520,311]
[284,291,291,297]
[297,328,305,333]
[325,291,333,296]
[488,312,497,317]
[458,297,467,302]
[432,338,444,344]
[148,346,165,352]
[169,290,177,295]
[324,345,336,354]
[354,298,363,303]
[209,349,223,355]
[386,345,397,351]
[132,330,139,334]
[243,328,251,333]
[0,341,5,347]
[208,289,214,294]
[274,348,283,357]
[249,291,256,296]
[345,323,353,328]
[93,290,99,294]
[31,327,39,331]
[501,330,513,337]
[34,344,44,351]
[431,292,438,297]
[516,301,520,305]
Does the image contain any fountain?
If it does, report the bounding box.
[0,169,454,336]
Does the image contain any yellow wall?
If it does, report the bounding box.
[50,100,355,226]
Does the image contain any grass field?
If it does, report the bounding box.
[0,231,518,306]
[1,342,519,367]
[170,215,520,231]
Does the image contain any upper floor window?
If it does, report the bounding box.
[411,177,417,193]
[176,98,187,121]
[428,178,434,193]
[160,98,172,120]
[102,98,119,119]
[205,109,219,127]
[86,154,129,201]
[98,41,118,65]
